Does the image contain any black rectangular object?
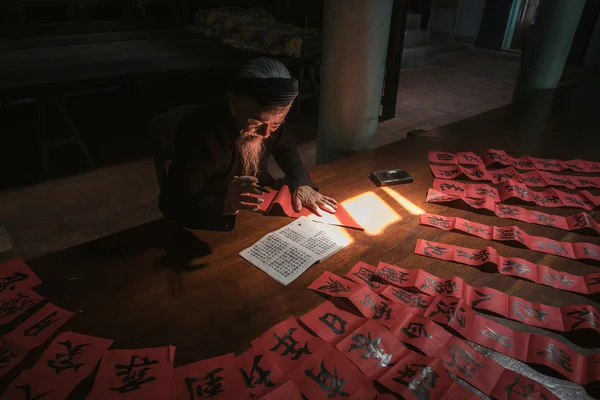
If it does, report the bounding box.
[370,169,414,187]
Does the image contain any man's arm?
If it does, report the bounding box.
[159,140,237,232]
[271,124,317,191]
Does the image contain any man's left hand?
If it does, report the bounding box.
[292,186,337,217]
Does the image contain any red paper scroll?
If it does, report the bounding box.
[310,283,559,398]
[345,262,388,293]
[299,300,366,345]
[312,271,600,386]
[433,178,600,210]
[3,303,74,350]
[252,316,326,374]
[2,332,113,400]
[420,213,600,262]
[87,346,176,400]
[430,164,600,189]
[172,353,251,400]
[0,257,42,298]
[415,238,600,295]
[429,149,600,172]
[426,188,600,234]
[289,343,375,399]
[0,289,45,326]
[0,337,28,379]
[237,347,288,398]
[255,185,363,230]
[258,380,303,400]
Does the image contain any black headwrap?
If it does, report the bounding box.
[231,78,299,107]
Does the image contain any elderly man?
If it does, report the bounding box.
[159,57,337,231]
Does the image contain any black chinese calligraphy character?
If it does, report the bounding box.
[522,176,542,185]
[401,322,433,339]
[474,187,497,198]
[513,161,534,169]
[492,173,514,182]
[377,266,409,284]
[487,152,508,162]
[439,183,464,193]
[513,301,549,321]
[47,340,90,374]
[577,179,598,187]
[564,196,589,207]
[463,154,479,162]
[543,272,576,287]
[464,198,487,207]
[23,311,62,337]
[428,300,466,327]
[427,191,455,202]
[15,385,53,400]
[531,212,556,226]
[241,355,275,390]
[348,332,392,367]
[185,368,225,398]
[462,222,489,236]
[420,276,457,295]
[353,267,380,289]
[497,206,520,217]
[583,246,600,259]
[317,278,352,293]
[471,290,493,308]
[504,377,549,400]
[548,177,572,186]
[566,163,584,171]
[456,248,489,263]
[391,289,429,309]
[438,168,459,177]
[393,363,440,400]
[305,361,350,397]
[423,242,448,258]
[538,160,560,169]
[535,240,569,256]
[426,216,452,229]
[359,294,392,320]
[571,213,592,229]
[0,293,35,320]
[0,342,17,370]
[495,227,524,242]
[442,345,485,378]
[109,355,159,393]
[0,272,28,296]
[319,313,348,335]
[591,164,600,170]
[436,153,455,161]
[480,326,513,348]
[566,308,599,329]
[533,194,560,206]
[501,260,531,275]
[504,185,530,199]
[536,343,573,373]
[467,170,485,179]
[270,328,311,360]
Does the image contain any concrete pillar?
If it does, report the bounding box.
[316,0,393,165]
[513,0,586,101]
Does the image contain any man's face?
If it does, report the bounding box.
[229,94,291,138]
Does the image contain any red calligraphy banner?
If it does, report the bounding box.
[289,343,376,399]
[87,345,176,400]
[3,303,74,350]
[299,300,366,345]
[0,337,28,379]
[419,213,600,262]
[345,262,388,293]
[237,346,288,398]
[257,380,303,400]
[171,353,251,400]
[433,178,600,210]
[429,149,600,172]
[0,289,45,326]
[415,238,600,295]
[430,164,600,189]
[251,316,326,374]
[426,188,600,234]
[0,257,42,299]
[311,270,600,386]
[2,332,113,400]
[308,283,560,398]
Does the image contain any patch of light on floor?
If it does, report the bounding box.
[382,187,425,215]
[341,192,401,236]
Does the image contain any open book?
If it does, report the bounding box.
[255,185,363,230]
[240,217,350,285]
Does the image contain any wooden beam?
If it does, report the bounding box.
[381,0,409,121]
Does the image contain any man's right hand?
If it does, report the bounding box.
[223,176,264,215]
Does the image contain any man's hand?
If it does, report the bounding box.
[223,176,264,215]
[292,186,337,217]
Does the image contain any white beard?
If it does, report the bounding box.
[236,134,264,177]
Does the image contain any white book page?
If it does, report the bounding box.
[240,217,349,285]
